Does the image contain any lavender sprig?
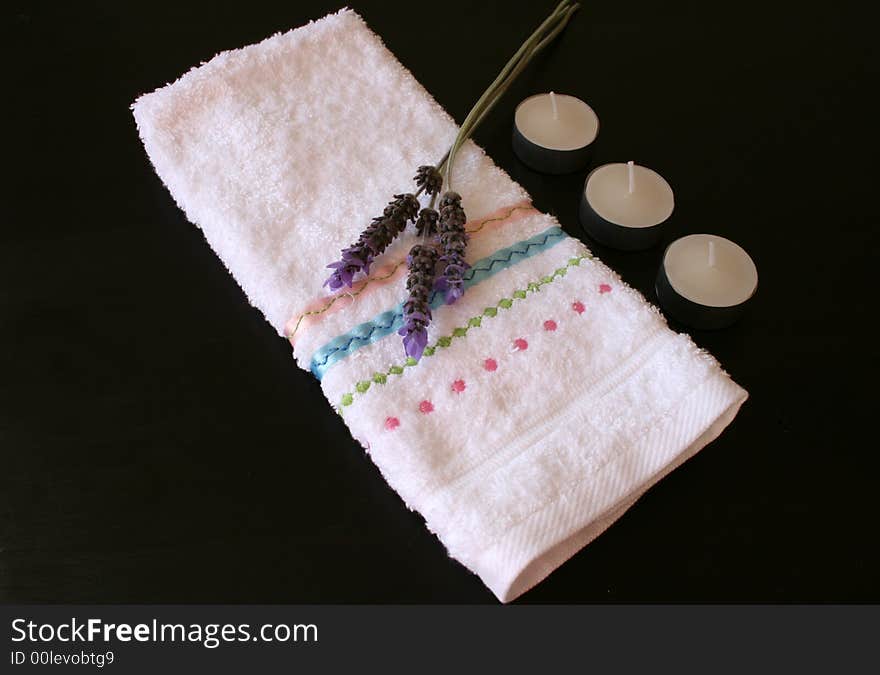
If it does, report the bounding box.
[324,193,419,291]
[434,191,469,304]
[318,2,580,357]
[398,244,439,360]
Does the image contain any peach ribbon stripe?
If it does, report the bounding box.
[285,201,536,344]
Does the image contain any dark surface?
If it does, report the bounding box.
[3,0,877,602]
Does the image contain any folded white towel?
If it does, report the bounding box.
[133,8,747,602]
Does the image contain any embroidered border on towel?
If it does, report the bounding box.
[337,253,593,411]
[309,225,568,379]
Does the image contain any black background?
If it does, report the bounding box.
[3,1,877,602]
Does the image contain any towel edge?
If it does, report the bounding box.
[480,375,749,603]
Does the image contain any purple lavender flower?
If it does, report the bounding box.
[324,193,420,291]
[434,191,469,303]
[414,165,443,196]
[398,244,439,360]
[414,207,439,238]
[324,244,370,291]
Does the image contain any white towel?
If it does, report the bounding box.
[133,8,748,602]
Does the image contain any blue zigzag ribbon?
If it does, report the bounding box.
[309,226,567,380]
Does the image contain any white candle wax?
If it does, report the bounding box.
[514,92,598,151]
[585,162,674,228]
[664,234,758,307]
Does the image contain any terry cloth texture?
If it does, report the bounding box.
[133,8,748,602]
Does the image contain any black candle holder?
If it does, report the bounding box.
[579,187,665,251]
[578,164,673,251]
[511,94,598,175]
[655,236,758,330]
[512,124,595,174]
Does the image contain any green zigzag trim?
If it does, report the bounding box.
[336,253,591,413]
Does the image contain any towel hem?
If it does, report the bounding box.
[474,371,748,602]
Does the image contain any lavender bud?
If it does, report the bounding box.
[434,191,469,303]
[415,207,439,238]
[414,165,443,196]
[399,244,439,360]
[324,193,419,290]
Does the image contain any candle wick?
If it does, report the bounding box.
[549,91,559,121]
[708,240,717,268]
[627,160,635,194]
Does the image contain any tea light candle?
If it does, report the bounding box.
[512,92,599,174]
[579,161,674,251]
[656,234,758,330]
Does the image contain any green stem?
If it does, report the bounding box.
[451,5,578,171]
[447,0,572,163]
[441,1,579,189]
[457,5,579,159]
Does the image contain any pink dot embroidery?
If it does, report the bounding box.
[483,358,498,372]
[599,283,612,294]
[512,338,529,352]
[384,417,400,431]
[572,301,585,314]
[543,319,558,332]
[419,400,434,414]
[451,379,466,393]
